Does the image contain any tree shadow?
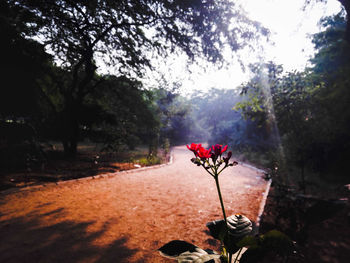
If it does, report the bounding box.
[0,208,138,263]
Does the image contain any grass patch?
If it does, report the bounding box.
[137,155,162,166]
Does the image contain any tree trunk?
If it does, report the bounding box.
[61,102,79,158]
[63,137,78,157]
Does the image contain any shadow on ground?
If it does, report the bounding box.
[0,207,137,263]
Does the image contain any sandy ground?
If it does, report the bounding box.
[0,146,269,263]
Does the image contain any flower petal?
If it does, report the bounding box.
[221,145,228,153]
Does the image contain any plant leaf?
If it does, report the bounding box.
[158,240,198,258]
[236,236,258,248]
[206,215,254,255]
[158,240,221,262]
[239,230,294,263]
[261,230,294,255]
[206,219,226,240]
[223,233,240,254]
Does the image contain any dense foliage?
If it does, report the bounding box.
[3,0,266,155]
[1,0,265,157]
[235,12,350,183]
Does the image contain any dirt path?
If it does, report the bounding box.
[0,146,269,263]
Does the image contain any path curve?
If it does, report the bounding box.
[0,146,269,263]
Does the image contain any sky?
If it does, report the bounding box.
[141,0,342,95]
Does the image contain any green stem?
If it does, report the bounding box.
[208,160,216,176]
[214,175,227,223]
[203,163,215,177]
[217,166,226,175]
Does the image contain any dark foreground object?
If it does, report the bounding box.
[259,184,350,263]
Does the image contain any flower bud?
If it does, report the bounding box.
[191,158,201,166]
[223,151,232,166]
[226,214,252,239]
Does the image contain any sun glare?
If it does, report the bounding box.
[176,0,342,94]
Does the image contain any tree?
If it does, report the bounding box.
[190,88,250,149]
[152,87,191,146]
[306,0,350,42]
[339,0,350,40]
[333,0,350,41]
[307,13,350,175]
[7,0,266,156]
[85,75,159,151]
[235,14,350,182]
[38,72,159,151]
[0,1,51,118]
[234,62,319,185]
[234,62,284,150]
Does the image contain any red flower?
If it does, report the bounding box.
[187,143,202,154]
[197,146,212,159]
[212,144,228,157]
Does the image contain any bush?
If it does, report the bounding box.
[138,154,162,166]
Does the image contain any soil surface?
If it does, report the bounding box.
[0,146,269,263]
